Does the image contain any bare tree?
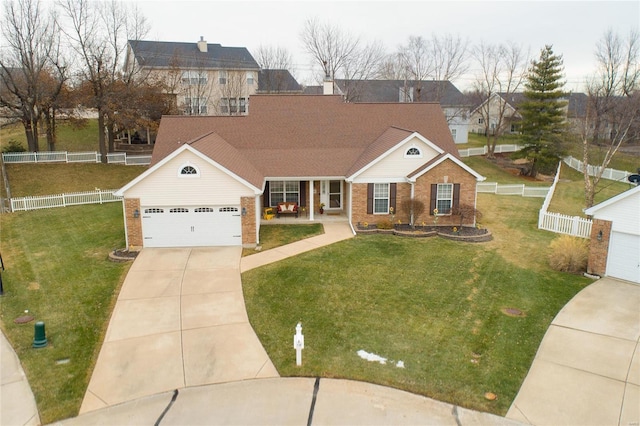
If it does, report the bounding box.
[0,0,63,152]
[300,17,385,100]
[59,0,148,161]
[254,45,297,93]
[471,41,528,158]
[581,29,640,208]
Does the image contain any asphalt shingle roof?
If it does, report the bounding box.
[152,95,458,181]
[128,39,259,70]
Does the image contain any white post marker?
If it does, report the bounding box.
[294,322,304,366]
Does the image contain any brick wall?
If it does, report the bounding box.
[414,159,477,226]
[241,197,257,247]
[587,218,612,276]
[351,159,478,227]
[124,198,142,249]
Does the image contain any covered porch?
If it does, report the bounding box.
[261,179,350,224]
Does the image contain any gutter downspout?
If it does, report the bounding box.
[347,180,356,235]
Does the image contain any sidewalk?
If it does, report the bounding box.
[240,221,355,272]
[0,330,40,426]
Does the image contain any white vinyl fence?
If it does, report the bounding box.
[2,151,151,166]
[563,156,632,182]
[537,162,592,238]
[459,144,522,158]
[10,189,121,212]
[477,182,550,198]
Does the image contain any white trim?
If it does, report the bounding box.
[409,153,485,182]
[115,144,262,197]
[347,132,444,181]
[351,176,408,184]
[584,185,640,216]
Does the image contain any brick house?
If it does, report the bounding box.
[115,95,485,248]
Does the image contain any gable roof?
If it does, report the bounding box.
[334,80,468,106]
[257,69,302,93]
[152,95,459,181]
[584,185,640,216]
[127,39,259,70]
[408,153,485,182]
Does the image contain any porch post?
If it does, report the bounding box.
[309,180,314,221]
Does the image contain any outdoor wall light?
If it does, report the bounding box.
[133,209,140,218]
[241,207,247,216]
[597,230,603,242]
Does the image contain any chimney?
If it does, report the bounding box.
[197,36,207,53]
[323,74,334,95]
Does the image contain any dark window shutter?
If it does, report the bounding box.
[367,183,373,214]
[390,183,397,211]
[430,184,437,215]
[453,184,461,209]
[300,181,307,206]
[263,181,270,207]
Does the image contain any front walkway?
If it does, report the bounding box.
[241,221,355,272]
[1,330,40,426]
[80,247,278,414]
[507,277,640,425]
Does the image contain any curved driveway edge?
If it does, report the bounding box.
[60,378,523,426]
[507,277,640,425]
[80,247,278,414]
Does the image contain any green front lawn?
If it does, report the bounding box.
[243,224,324,256]
[242,194,590,415]
[0,204,128,424]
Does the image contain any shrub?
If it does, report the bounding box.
[548,235,588,273]
[400,198,425,226]
[2,139,26,153]
[376,219,393,229]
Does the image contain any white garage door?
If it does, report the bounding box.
[141,206,241,247]
[606,231,640,283]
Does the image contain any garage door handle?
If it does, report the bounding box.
[191,226,195,232]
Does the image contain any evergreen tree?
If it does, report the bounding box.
[517,45,568,177]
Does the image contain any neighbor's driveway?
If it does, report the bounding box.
[507,277,640,425]
[80,247,278,413]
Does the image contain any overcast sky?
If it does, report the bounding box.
[135,1,638,92]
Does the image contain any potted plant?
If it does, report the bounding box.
[319,203,325,214]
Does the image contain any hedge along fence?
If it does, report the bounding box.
[10,189,121,212]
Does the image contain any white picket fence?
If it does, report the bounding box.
[477,182,550,198]
[2,151,151,166]
[458,144,522,157]
[10,189,121,212]
[563,156,632,182]
[537,162,592,238]
[538,211,593,238]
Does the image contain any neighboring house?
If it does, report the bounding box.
[115,95,485,249]
[469,92,524,136]
[124,37,260,116]
[585,185,640,284]
[470,92,591,137]
[330,79,471,144]
[257,69,302,94]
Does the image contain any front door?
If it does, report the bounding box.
[320,180,343,210]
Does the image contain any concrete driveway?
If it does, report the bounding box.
[507,277,640,425]
[80,247,278,414]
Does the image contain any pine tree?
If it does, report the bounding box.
[518,45,568,177]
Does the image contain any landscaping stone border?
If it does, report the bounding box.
[355,226,492,242]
